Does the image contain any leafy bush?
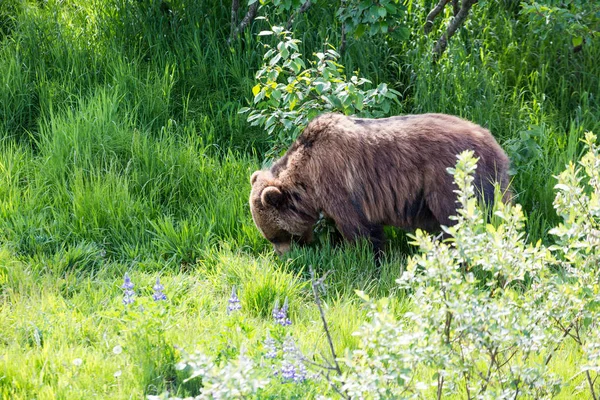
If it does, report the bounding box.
[240,26,400,157]
[521,1,600,50]
[337,0,409,40]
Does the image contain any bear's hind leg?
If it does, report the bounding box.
[425,191,457,229]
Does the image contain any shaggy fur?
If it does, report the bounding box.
[249,113,510,257]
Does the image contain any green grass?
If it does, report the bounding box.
[0,0,599,398]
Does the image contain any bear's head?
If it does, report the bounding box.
[249,170,316,255]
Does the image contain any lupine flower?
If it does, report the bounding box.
[122,273,135,305]
[264,333,278,359]
[227,286,242,314]
[280,361,296,381]
[272,297,292,326]
[276,336,307,383]
[275,359,306,383]
[282,336,298,356]
[152,277,167,301]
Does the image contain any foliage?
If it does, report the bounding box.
[254,0,307,15]
[337,0,409,40]
[520,1,600,49]
[240,26,400,155]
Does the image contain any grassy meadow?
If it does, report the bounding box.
[1,0,599,398]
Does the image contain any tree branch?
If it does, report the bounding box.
[286,0,311,30]
[452,0,460,16]
[424,0,450,34]
[228,1,259,44]
[432,0,478,61]
[229,0,240,42]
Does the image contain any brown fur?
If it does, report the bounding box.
[249,113,511,257]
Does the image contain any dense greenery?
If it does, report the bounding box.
[0,0,599,398]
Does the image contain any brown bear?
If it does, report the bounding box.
[249,113,510,259]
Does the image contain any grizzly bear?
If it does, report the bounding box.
[249,113,510,259]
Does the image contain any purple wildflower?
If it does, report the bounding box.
[282,336,298,356]
[272,297,292,326]
[227,286,241,314]
[152,277,167,301]
[264,333,278,359]
[292,360,307,383]
[279,359,307,383]
[122,273,135,306]
[280,361,296,381]
[279,336,307,383]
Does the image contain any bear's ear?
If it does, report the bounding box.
[250,171,261,185]
[261,186,285,208]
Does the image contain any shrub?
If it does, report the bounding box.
[240,26,400,157]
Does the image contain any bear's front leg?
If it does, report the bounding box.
[335,220,385,267]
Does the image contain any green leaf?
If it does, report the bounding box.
[268,69,279,81]
[289,59,302,74]
[271,89,282,100]
[380,21,388,34]
[354,23,367,38]
[381,101,390,114]
[314,81,331,95]
[370,23,379,35]
[572,36,583,47]
[257,30,273,36]
[358,0,371,12]
[269,54,282,66]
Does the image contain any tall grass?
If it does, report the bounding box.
[0,0,598,397]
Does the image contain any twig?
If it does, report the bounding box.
[318,370,350,400]
[286,0,311,30]
[552,316,581,346]
[300,355,339,371]
[228,1,259,44]
[437,310,453,399]
[545,317,580,365]
[498,348,518,368]
[478,347,497,396]
[459,345,472,400]
[432,0,478,61]
[424,0,450,34]
[587,370,598,400]
[437,374,445,400]
[310,266,342,376]
[319,350,336,369]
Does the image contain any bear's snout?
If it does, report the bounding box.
[272,242,291,256]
